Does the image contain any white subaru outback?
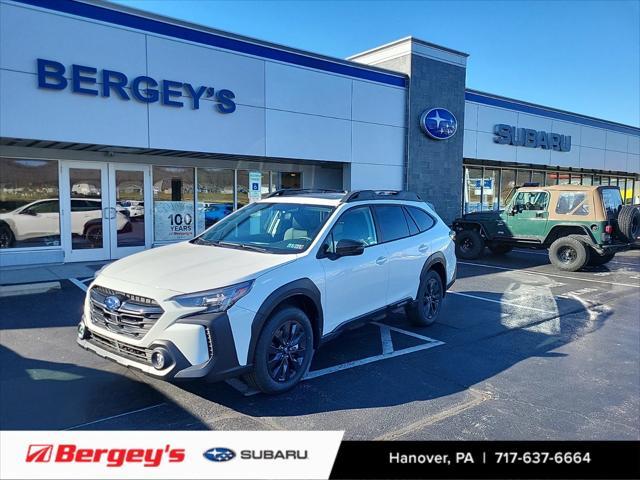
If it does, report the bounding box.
[77,190,456,394]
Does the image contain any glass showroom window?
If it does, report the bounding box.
[197,168,234,232]
[0,158,60,249]
[463,167,482,213]
[532,171,546,187]
[153,166,195,242]
[482,168,500,211]
[499,169,516,209]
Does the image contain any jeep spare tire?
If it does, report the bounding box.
[455,230,484,259]
[617,205,640,242]
[549,236,590,272]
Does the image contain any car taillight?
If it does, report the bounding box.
[605,225,614,234]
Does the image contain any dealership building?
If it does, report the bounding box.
[1,0,638,267]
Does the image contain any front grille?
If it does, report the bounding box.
[87,330,152,365]
[89,285,164,339]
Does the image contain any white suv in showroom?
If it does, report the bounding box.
[77,190,456,394]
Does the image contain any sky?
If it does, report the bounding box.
[113,0,640,127]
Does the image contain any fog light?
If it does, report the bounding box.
[77,322,87,339]
[151,348,168,370]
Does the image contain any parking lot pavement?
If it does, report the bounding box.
[1,249,639,439]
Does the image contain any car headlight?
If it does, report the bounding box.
[170,280,253,313]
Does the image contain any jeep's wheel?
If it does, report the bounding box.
[488,243,513,255]
[549,237,590,272]
[587,251,615,266]
[617,205,640,242]
[455,230,484,259]
[245,307,314,394]
[406,270,443,326]
[0,224,15,248]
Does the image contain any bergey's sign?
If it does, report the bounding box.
[494,124,571,152]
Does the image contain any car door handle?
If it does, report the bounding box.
[419,244,429,253]
[376,256,387,265]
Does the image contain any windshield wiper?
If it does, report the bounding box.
[218,241,268,253]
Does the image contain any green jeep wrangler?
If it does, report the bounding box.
[453,184,639,271]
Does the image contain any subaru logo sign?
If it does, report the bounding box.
[103,295,121,312]
[203,448,236,462]
[420,107,458,140]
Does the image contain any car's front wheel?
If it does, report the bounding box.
[406,270,444,327]
[246,306,314,394]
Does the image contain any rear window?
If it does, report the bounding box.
[601,188,623,217]
[555,192,590,216]
[373,205,410,242]
[406,206,435,232]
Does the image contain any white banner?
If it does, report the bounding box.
[153,201,195,241]
[0,430,343,480]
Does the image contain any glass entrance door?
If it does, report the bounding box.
[61,162,151,262]
[108,164,152,259]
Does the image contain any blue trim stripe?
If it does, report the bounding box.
[465,91,640,137]
[14,0,407,87]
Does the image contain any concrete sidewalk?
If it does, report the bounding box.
[0,261,110,285]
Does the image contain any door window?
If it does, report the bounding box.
[325,207,377,254]
[373,205,411,242]
[512,191,549,212]
[28,200,60,214]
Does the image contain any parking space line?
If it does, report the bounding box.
[458,261,640,288]
[513,248,640,267]
[63,402,167,430]
[379,324,394,355]
[449,291,558,314]
[304,340,444,380]
[69,278,88,292]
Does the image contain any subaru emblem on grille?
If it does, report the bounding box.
[104,295,122,311]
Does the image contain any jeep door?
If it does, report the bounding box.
[506,191,550,240]
[319,206,389,332]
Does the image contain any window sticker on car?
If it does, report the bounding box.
[287,243,305,250]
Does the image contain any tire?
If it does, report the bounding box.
[488,243,513,255]
[406,270,444,327]
[455,229,485,259]
[587,251,615,266]
[617,205,640,242]
[245,306,314,394]
[0,224,15,248]
[549,236,590,272]
[84,224,103,247]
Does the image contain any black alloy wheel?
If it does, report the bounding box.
[267,320,308,383]
[422,275,443,321]
[557,245,577,264]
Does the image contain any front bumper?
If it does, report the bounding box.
[77,311,251,382]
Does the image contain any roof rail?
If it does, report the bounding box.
[341,190,423,203]
[266,188,347,198]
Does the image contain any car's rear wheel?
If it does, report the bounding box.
[488,243,513,255]
[245,306,314,394]
[549,236,590,271]
[85,224,103,247]
[617,205,640,242]
[455,230,485,259]
[587,251,615,266]
[406,270,443,326]
[0,224,15,248]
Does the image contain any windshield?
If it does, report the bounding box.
[193,202,334,253]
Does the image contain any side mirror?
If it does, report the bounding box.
[509,206,518,216]
[335,239,365,257]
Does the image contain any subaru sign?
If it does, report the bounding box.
[494,124,571,151]
[420,108,458,140]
